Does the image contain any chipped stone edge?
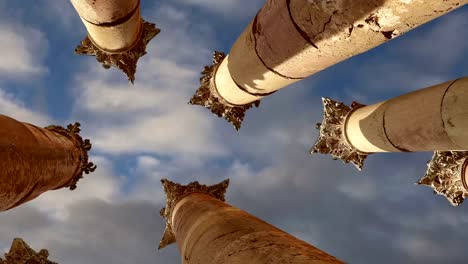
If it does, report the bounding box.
[0,238,57,264]
[74,19,160,83]
[310,97,369,170]
[45,122,96,190]
[158,179,230,250]
[188,51,260,131]
[417,151,468,206]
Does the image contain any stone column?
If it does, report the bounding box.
[0,238,57,264]
[158,179,344,264]
[70,0,160,83]
[0,115,96,211]
[189,0,464,130]
[311,77,468,205]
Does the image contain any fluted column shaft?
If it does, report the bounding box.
[0,115,94,211]
[171,193,343,264]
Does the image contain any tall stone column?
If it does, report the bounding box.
[0,238,57,264]
[158,179,344,264]
[189,0,464,130]
[0,115,96,211]
[70,0,160,83]
[311,77,468,205]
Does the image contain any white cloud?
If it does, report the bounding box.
[0,89,50,125]
[70,5,228,158]
[0,23,48,77]
[28,156,122,221]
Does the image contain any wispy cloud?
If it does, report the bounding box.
[0,2,467,264]
[0,89,50,125]
[0,23,48,77]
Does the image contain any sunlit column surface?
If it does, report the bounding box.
[70,0,160,83]
[311,77,468,205]
[158,179,344,264]
[189,0,464,130]
[0,238,57,264]
[0,115,95,211]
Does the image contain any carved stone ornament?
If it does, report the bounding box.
[189,51,260,131]
[310,97,368,170]
[417,151,468,206]
[158,178,230,250]
[45,122,96,190]
[75,19,160,83]
[0,238,57,264]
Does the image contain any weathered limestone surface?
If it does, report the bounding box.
[0,115,95,211]
[70,0,160,82]
[191,0,465,129]
[0,238,57,264]
[311,78,468,206]
[346,77,468,153]
[159,179,344,264]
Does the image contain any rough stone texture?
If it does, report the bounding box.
[75,19,160,83]
[158,179,230,249]
[255,0,464,78]
[170,192,344,264]
[189,51,261,130]
[0,238,57,264]
[418,151,468,206]
[0,115,95,211]
[70,0,139,24]
[343,78,468,153]
[311,97,368,170]
[193,0,464,128]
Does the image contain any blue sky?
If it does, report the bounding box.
[0,1,467,263]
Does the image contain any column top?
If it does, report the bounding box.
[158,179,229,249]
[0,238,57,264]
[418,151,468,206]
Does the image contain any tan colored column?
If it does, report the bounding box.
[346,77,468,153]
[190,0,464,129]
[0,115,95,211]
[0,238,57,264]
[70,0,160,82]
[158,179,344,264]
[311,78,468,206]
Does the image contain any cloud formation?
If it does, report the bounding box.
[0,2,466,264]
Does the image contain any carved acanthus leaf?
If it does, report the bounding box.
[45,122,96,190]
[418,151,468,206]
[158,179,229,250]
[310,97,368,170]
[189,51,260,131]
[0,238,57,264]
[75,19,160,83]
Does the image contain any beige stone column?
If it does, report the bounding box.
[70,0,160,83]
[311,77,468,205]
[158,179,344,264]
[0,115,96,211]
[190,0,464,130]
[0,238,57,264]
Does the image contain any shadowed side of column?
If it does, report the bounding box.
[71,0,160,82]
[0,115,96,211]
[190,0,464,129]
[172,193,344,264]
[158,179,344,264]
[311,77,468,206]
